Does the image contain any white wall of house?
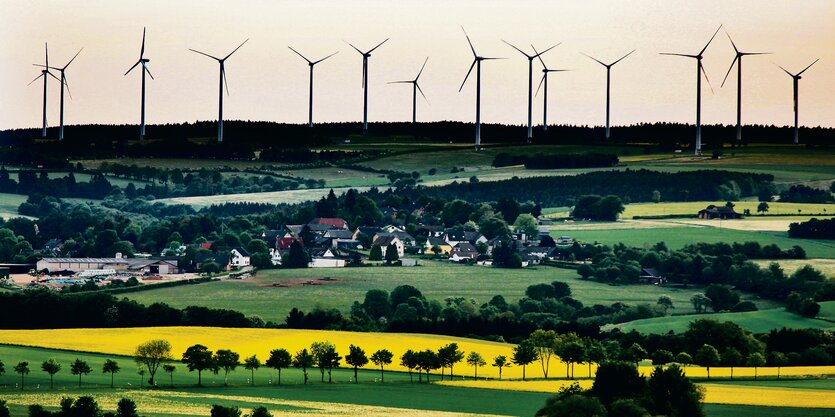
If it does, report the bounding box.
[309,258,346,268]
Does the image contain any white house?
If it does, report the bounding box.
[376,235,404,258]
[309,248,346,268]
[230,248,251,268]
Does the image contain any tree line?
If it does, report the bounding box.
[789,217,835,239]
[491,153,619,169]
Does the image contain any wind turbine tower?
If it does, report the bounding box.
[777,59,819,144]
[346,39,389,134]
[459,27,503,151]
[503,40,559,143]
[190,38,249,143]
[288,47,338,128]
[720,31,769,145]
[581,49,635,141]
[125,28,154,141]
[389,57,429,123]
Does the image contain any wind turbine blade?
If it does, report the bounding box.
[775,64,794,77]
[699,24,723,56]
[145,65,155,80]
[724,29,738,54]
[189,49,221,61]
[312,51,338,65]
[533,42,561,58]
[45,42,48,68]
[345,41,364,55]
[532,45,548,68]
[288,46,312,63]
[459,60,476,92]
[461,27,478,58]
[48,71,61,82]
[797,58,819,75]
[720,56,738,88]
[482,57,505,61]
[368,38,389,53]
[63,76,72,100]
[701,62,715,94]
[535,74,545,97]
[660,52,698,58]
[612,49,636,66]
[224,38,249,60]
[416,83,428,103]
[415,56,429,80]
[222,67,230,95]
[580,52,607,67]
[388,81,411,84]
[125,60,141,76]
[64,48,83,69]
[27,73,44,86]
[141,27,146,59]
[502,40,531,58]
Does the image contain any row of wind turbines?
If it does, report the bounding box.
[30,26,820,154]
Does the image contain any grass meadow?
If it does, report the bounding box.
[122,261,777,322]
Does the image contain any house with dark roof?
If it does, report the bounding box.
[698,205,743,220]
[353,226,383,241]
[449,242,479,262]
[519,246,556,264]
[375,235,404,258]
[374,231,416,246]
[230,247,251,268]
[424,237,452,255]
[640,268,666,285]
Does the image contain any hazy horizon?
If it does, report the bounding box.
[2,0,834,131]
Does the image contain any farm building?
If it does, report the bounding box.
[698,205,743,219]
[36,256,180,274]
[310,217,349,229]
[308,248,346,268]
[519,246,556,264]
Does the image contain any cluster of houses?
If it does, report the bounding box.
[36,216,569,274]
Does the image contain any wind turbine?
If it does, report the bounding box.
[35,48,83,142]
[503,40,560,143]
[125,28,154,141]
[388,57,429,123]
[190,38,249,143]
[777,59,819,144]
[720,31,769,145]
[533,45,570,132]
[459,27,503,151]
[581,49,635,141]
[28,43,59,138]
[661,25,722,155]
[288,47,338,128]
[346,38,389,134]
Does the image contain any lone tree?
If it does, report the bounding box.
[770,351,788,380]
[182,344,216,386]
[70,358,92,388]
[243,355,261,386]
[675,352,692,368]
[400,350,418,382]
[385,243,399,264]
[529,329,557,379]
[694,344,720,380]
[370,349,393,383]
[14,361,29,389]
[41,358,62,389]
[466,352,486,379]
[746,352,766,380]
[311,341,341,383]
[492,355,510,379]
[116,398,139,417]
[512,340,538,381]
[135,339,172,386]
[214,349,240,386]
[266,348,292,385]
[437,343,465,380]
[163,364,176,387]
[369,244,383,261]
[345,345,369,383]
[102,359,120,388]
[293,349,314,384]
[721,348,743,380]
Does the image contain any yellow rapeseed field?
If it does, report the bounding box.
[1,327,833,381]
[0,327,550,380]
[436,380,835,409]
[0,390,507,417]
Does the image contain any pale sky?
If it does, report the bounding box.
[2,0,834,130]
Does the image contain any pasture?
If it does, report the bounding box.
[0,193,28,219]
[122,262,772,322]
[153,187,373,208]
[622,201,834,218]
[615,304,835,334]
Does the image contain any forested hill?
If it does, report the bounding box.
[1,120,833,153]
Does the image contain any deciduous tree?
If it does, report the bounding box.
[266,348,292,385]
[134,339,172,386]
[41,358,61,389]
[345,345,369,383]
[370,348,393,383]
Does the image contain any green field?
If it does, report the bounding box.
[0,193,28,219]
[622,201,834,218]
[616,305,835,334]
[153,187,373,209]
[548,227,835,259]
[124,262,770,323]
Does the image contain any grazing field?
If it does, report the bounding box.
[547,227,835,259]
[76,158,286,170]
[123,262,773,322]
[284,167,390,188]
[153,187,372,208]
[0,192,27,219]
[616,307,835,334]
[753,259,835,277]
[622,201,834,218]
